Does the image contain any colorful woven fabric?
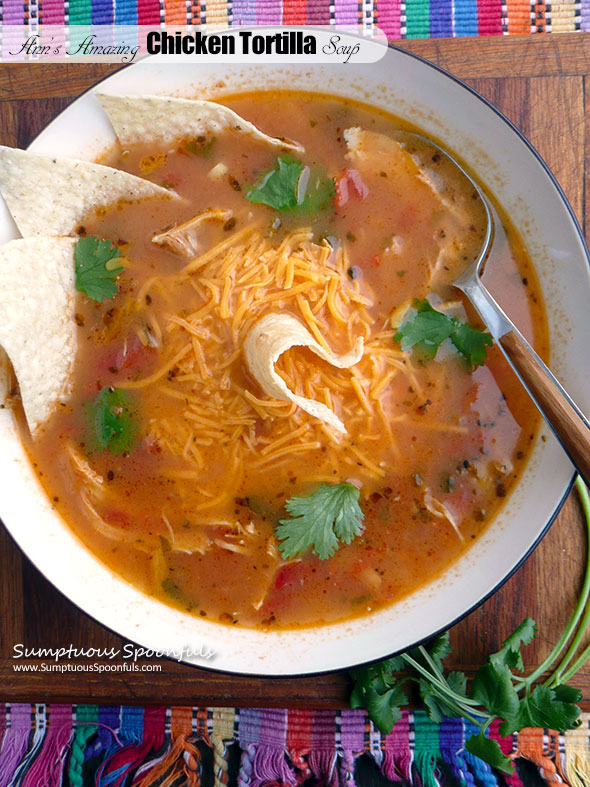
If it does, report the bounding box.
[0,0,588,37]
[0,704,589,786]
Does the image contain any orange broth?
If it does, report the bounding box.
[25,92,546,628]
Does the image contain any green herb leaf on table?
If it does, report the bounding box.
[471,662,521,721]
[75,235,124,303]
[276,482,364,560]
[490,617,537,671]
[419,671,469,723]
[498,684,582,736]
[464,731,514,774]
[90,387,137,454]
[350,660,407,733]
[246,156,335,213]
[394,299,493,370]
[553,683,584,704]
[426,632,453,671]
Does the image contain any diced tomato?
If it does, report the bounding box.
[96,334,157,381]
[102,508,131,528]
[272,562,307,591]
[334,169,369,208]
[115,334,153,371]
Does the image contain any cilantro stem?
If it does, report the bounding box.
[516,477,590,690]
[545,478,590,686]
[417,645,446,681]
[401,652,488,721]
[416,647,484,709]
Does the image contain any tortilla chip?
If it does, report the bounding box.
[0,236,76,433]
[0,146,177,238]
[244,312,363,434]
[97,94,304,153]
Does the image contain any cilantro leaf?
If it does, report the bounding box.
[246,156,335,214]
[246,157,303,211]
[490,618,537,671]
[350,662,407,733]
[394,299,455,360]
[553,683,584,704]
[471,662,520,720]
[419,671,468,722]
[464,731,514,774]
[293,170,335,215]
[75,235,124,303]
[90,387,137,454]
[394,299,492,370]
[425,632,453,671]
[451,321,494,369]
[276,482,364,559]
[499,684,582,736]
[365,683,406,733]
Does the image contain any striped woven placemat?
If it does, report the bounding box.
[1,704,589,786]
[1,0,588,38]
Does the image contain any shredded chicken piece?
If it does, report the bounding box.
[81,493,148,545]
[423,489,464,542]
[152,209,232,258]
[214,538,251,555]
[66,442,104,489]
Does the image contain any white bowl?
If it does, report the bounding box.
[1,49,589,676]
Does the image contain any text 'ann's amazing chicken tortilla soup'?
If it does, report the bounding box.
[12,91,546,629]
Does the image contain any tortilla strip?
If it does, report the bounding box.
[0,146,177,238]
[0,236,76,433]
[244,312,363,435]
[97,94,304,153]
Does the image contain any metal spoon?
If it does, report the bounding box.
[397,130,590,488]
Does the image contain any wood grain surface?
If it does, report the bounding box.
[0,37,589,707]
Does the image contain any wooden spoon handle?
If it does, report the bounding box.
[499,329,590,487]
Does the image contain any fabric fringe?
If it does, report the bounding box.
[515,728,563,783]
[21,705,73,787]
[0,705,35,787]
[4,0,590,38]
[96,707,166,787]
[560,721,590,787]
[0,705,588,786]
[133,732,201,786]
[382,711,413,782]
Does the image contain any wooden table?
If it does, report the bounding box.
[1,34,589,707]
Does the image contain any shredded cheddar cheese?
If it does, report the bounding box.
[120,226,427,510]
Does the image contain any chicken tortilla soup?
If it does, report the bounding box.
[8,91,546,628]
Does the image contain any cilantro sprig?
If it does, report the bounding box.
[276,482,364,560]
[75,235,124,303]
[350,476,590,775]
[394,298,493,370]
[246,156,334,214]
